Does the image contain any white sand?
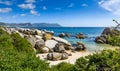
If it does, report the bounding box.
[36,51,93,66]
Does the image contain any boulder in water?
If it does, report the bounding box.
[75,33,88,39]
[75,42,86,51]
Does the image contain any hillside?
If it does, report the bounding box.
[0,22,61,27]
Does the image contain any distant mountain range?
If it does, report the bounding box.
[0,22,61,27]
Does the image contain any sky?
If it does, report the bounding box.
[0,0,120,27]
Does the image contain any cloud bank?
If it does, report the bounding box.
[99,0,120,15]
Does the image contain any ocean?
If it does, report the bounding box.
[26,27,114,51]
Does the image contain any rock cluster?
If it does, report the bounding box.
[75,42,86,51]
[3,27,87,61]
[75,33,88,39]
[95,27,120,44]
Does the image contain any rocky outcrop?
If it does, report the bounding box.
[75,33,88,39]
[95,27,120,44]
[3,27,88,61]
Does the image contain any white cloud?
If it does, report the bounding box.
[18,3,35,9]
[68,3,74,8]
[21,14,26,16]
[98,0,120,15]
[42,6,47,10]
[25,0,35,3]
[12,15,17,18]
[0,0,12,5]
[55,8,61,10]
[30,10,40,16]
[0,8,12,13]
[81,3,88,7]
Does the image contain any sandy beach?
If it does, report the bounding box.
[36,51,93,66]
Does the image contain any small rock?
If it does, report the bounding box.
[59,33,66,38]
[75,33,87,39]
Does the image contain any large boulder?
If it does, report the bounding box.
[45,40,58,49]
[25,36,36,47]
[53,43,65,53]
[52,36,71,46]
[43,33,52,41]
[75,42,86,51]
[47,53,62,61]
[34,39,45,50]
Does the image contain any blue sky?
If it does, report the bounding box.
[0,0,120,27]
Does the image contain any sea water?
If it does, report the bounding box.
[26,27,115,51]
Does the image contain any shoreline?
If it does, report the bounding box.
[36,51,93,66]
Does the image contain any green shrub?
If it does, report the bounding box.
[50,62,74,71]
[74,49,120,71]
[0,28,49,71]
[107,35,120,46]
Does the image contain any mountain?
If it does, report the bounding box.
[32,23,61,27]
[0,22,61,27]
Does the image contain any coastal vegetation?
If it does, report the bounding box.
[0,27,120,71]
[0,28,49,71]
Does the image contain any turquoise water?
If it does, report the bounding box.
[36,27,108,51]
[26,27,114,51]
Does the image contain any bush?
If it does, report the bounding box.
[50,62,74,71]
[74,49,120,71]
[0,28,49,71]
[107,35,120,46]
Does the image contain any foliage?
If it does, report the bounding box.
[74,49,120,71]
[107,35,120,46]
[0,28,49,71]
[50,62,74,71]
[1,28,120,71]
